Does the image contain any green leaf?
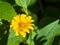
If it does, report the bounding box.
[27,40,35,45]
[27,31,36,45]
[37,19,60,45]
[15,0,37,8]
[0,1,16,22]
[31,31,36,39]
[7,29,24,45]
[29,0,37,6]
[30,40,35,45]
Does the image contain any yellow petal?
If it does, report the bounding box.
[28,26,34,30]
[30,24,34,26]
[26,16,32,22]
[30,20,34,22]
[12,20,18,26]
[20,31,26,37]
[10,25,12,28]
[21,14,27,22]
[13,15,20,23]
[23,29,30,33]
[10,20,17,28]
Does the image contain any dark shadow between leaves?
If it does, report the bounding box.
[34,35,47,45]
[38,17,58,29]
[52,35,60,45]
[58,19,60,24]
[19,42,28,45]
[0,20,10,45]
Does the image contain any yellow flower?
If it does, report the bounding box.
[10,14,34,37]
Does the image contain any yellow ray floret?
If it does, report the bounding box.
[10,14,34,37]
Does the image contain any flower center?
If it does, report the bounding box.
[19,23,28,28]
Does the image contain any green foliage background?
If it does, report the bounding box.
[0,0,60,45]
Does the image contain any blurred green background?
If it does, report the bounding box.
[0,0,60,45]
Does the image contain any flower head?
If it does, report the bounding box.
[10,14,34,37]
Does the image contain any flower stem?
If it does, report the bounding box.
[23,7,28,15]
[29,31,32,45]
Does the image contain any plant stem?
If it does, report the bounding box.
[23,7,28,15]
[29,31,32,45]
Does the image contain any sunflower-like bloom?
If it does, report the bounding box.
[10,14,34,37]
